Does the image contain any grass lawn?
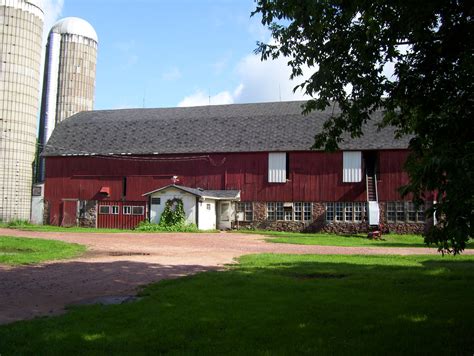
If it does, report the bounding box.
[241,230,474,249]
[0,254,473,355]
[0,236,86,265]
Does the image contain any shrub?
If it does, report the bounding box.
[159,198,186,226]
[135,221,200,233]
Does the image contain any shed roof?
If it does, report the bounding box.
[43,101,410,157]
[143,184,241,201]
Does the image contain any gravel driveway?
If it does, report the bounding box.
[1,228,470,324]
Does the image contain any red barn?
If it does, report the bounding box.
[42,101,428,232]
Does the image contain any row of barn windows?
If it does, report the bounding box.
[98,205,144,215]
[268,151,363,183]
[237,201,425,223]
[326,202,425,223]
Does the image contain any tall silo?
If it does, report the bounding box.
[38,17,98,181]
[0,0,44,221]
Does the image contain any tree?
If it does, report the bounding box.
[253,0,473,254]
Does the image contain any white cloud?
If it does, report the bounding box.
[178,40,312,107]
[178,85,244,107]
[162,66,182,81]
[235,53,310,103]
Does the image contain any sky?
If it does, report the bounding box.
[42,0,310,110]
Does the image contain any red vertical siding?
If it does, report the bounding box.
[44,150,411,226]
[97,201,147,229]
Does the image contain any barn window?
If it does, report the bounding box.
[151,198,161,205]
[343,151,362,182]
[132,206,144,215]
[111,205,119,215]
[268,152,287,183]
[326,202,367,223]
[99,205,110,214]
[267,202,275,220]
[335,202,344,221]
[354,202,364,221]
[303,203,312,221]
[387,202,425,223]
[206,204,211,210]
[236,202,253,221]
[123,206,132,215]
[266,202,284,220]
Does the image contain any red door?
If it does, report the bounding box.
[97,201,147,229]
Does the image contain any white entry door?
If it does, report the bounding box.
[218,201,232,230]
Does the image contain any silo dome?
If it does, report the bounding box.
[51,17,98,42]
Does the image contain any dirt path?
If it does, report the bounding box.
[1,228,470,325]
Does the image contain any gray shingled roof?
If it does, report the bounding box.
[143,184,240,200]
[43,101,410,157]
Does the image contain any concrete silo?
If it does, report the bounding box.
[0,0,44,222]
[38,17,98,181]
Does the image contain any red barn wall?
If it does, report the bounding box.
[45,150,411,223]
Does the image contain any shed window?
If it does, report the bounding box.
[99,206,110,215]
[343,151,362,182]
[123,206,132,215]
[111,205,119,215]
[151,197,161,205]
[268,152,287,183]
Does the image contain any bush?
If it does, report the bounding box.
[135,221,200,233]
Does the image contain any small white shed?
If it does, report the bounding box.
[143,184,240,230]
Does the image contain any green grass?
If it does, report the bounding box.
[0,254,473,355]
[0,236,86,265]
[240,229,474,248]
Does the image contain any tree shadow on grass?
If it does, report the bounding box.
[0,256,473,355]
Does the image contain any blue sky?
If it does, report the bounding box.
[44,0,309,110]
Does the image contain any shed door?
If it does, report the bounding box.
[218,201,232,230]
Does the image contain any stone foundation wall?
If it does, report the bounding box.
[233,201,426,234]
[78,200,97,228]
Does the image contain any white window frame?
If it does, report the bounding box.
[343,151,362,183]
[111,205,119,215]
[268,152,287,183]
[123,206,132,215]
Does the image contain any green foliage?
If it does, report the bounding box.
[135,221,200,233]
[159,198,186,226]
[253,1,473,254]
[5,219,32,228]
[0,254,473,354]
[0,236,86,265]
